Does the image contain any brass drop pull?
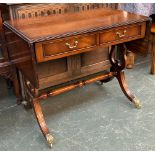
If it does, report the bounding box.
[65,40,78,49]
[116,30,127,38]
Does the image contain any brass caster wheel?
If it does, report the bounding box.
[133,98,142,109]
[46,133,54,148]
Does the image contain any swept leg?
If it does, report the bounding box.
[116,71,141,109]
[32,99,54,147]
[109,44,141,109]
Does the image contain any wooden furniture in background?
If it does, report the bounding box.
[150,22,155,74]
[118,4,153,70]
[0,4,20,103]
[4,8,150,147]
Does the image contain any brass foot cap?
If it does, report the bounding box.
[21,100,28,105]
[46,133,54,148]
[133,98,142,109]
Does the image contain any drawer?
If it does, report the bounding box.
[99,22,146,45]
[35,33,97,62]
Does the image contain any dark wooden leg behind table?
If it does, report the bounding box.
[151,34,155,75]
[12,69,21,104]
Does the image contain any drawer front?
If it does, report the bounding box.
[99,22,146,45]
[36,33,97,62]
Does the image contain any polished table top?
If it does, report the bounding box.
[4,8,149,43]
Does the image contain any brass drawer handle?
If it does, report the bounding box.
[116,30,127,38]
[65,40,78,49]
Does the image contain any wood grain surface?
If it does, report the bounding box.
[4,8,149,43]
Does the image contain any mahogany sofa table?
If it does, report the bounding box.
[4,8,150,147]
